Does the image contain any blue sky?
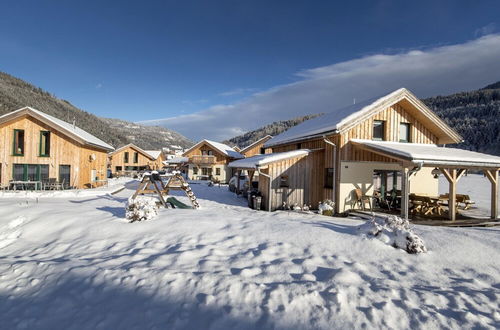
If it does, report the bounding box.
[1,1,500,141]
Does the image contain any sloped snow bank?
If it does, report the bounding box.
[358,215,427,254]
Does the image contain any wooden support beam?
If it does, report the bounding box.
[236,170,242,195]
[484,169,498,219]
[439,168,466,221]
[401,168,410,220]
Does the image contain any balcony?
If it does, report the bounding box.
[190,155,216,165]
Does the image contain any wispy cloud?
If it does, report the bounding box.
[475,23,496,37]
[95,83,103,89]
[218,87,257,97]
[181,99,209,106]
[139,34,500,142]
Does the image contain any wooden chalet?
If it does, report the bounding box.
[231,88,500,220]
[240,135,273,158]
[108,144,165,175]
[0,106,114,189]
[183,140,244,183]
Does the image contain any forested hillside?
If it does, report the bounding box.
[226,82,500,155]
[0,72,193,150]
[424,83,500,155]
[223,114,321,148]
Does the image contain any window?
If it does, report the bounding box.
[260,147,265,154]
[13,164,24,180]
[202,167,212,176]
[124,152,129,163]
[216,167,221,175]
[133,152,138,163]
[12,164,49,182]
[296,143,302,149]
[279,175,289,188]
[202,150,213,156]
[325,168,334,189]
[13,129,25,156]
[193,167,198,175]
[39,131,50,156]
[373,121,385,140]
[399,123,411,142]
[59,165,71,188]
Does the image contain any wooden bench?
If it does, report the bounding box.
[439,193,475,210]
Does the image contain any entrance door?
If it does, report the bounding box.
[59,165,71,188]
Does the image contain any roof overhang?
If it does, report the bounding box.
[351,139,500,169]
[229,150,311,170]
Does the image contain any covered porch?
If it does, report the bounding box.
[351,139,500,221]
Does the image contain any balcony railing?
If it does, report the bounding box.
[190,155,216,164]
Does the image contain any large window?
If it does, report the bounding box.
[13,129,25,156]
[373,121,385,140]
[124,152,129,163]
[399,123,411,143]
[12,164,49,182]
[133,152,138,163]
[59,165,71,188]
[325,168,334,189]
[216,167,221,175]
[39,131,50,156]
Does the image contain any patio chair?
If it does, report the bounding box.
[354,188,372,211]
[456,194,475,210]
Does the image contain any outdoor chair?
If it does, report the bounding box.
[43,178,57,190]
[354,188,372,211]
[456,194,475,210]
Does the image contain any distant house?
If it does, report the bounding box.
[183,140,244,182]
[240,135,272,158]
[108,143,165,174]
[231,88,500,220]
[0,106,114,188]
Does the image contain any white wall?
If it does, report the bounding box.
[338,161,438,212]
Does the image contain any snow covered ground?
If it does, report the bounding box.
[0,177,499,329]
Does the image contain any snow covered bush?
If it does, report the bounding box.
[358,215,427,254]
[125,196,159,222]
[318,199,335,216]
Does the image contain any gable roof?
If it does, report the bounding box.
[265,88,462,148]
[183,139,244,159]
[240,135,273,154]
[144,150,162,159]
[109,143,157,160]
[229,150,310,169]
[0,106,114,151]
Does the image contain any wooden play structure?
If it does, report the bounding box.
[131,172,199,209]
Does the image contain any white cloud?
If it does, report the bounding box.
[218,87,257,97]
[138,34,500,142]
[95,83,103,89]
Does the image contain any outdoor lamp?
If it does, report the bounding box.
[431,168,440,178]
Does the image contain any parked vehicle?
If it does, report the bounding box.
[228,175,248,192]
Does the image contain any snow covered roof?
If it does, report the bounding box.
[183,140,244,159]
[0,106,114,151]
[265,88,462,148]
[163,157,189,164]
[351,139,500,168]
[228,150,310,169]
[240,135,273,154]
[144,150,162,159]
[109,143,157,160]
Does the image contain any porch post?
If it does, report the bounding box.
[401,168,409,220]
[440,168,466,221]
[484,169,499,219]
[236,169,242,195]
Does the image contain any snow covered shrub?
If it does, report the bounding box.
[125,196,159,222]
[318,199,335,216]
[358,215,427,254]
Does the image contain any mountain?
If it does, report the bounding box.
[225,82,500,155]
[0,71,193,150]
[424,82,500,155]
[223,114,321,148]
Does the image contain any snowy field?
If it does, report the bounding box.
[0,176,499,329]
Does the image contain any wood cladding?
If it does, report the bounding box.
[109,146,164,171]
[0,115,108,188]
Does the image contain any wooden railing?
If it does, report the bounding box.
[190,155,216,164]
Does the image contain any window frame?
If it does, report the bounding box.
[372,120,385,141]
[399,122,411,143]
[124,151,129,163]
[39,130,51,157]
[133,152,139,163]
[13,129,25,156]
[215,167,221,176]
[324,168,334,189]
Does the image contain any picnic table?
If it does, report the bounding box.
[410,194,448,216]
[90,179,108,189]
[9,180,42,191]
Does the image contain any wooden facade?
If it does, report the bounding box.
[0,108,112,189]
[108,144,164,174]
[241,135,272,158]
[183,140,243,183]
[265,92,467,215]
